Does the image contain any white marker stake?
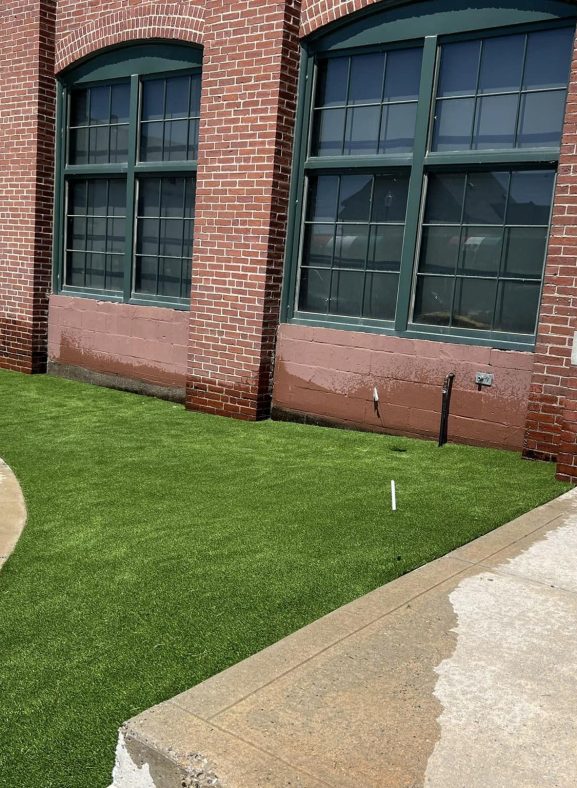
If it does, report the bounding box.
[391,480,397,512]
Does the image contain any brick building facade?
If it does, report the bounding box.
[2,0,577,480]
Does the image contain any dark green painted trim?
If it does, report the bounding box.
[59,42,202,84]
[290,312,535,351]
[282,3,574,353]
[123,74,139,302]
[394,35,437,333]
[281,46,315,323]
[54,44,200,309]
[312,0,577,51]
[52,84,66,295]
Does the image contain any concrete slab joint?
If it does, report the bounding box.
[110,488,577,788]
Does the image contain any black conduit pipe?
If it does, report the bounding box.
[438,372,455,447]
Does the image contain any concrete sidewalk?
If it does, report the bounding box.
[113,489,577,788]
[0,459,26,570]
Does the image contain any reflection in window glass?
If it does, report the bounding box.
[432,27,573,152]
[134,177,195,299]
[312,47,423,157]
[140,75,201,161]
[69,83,130,164]
[299,174,409,320]
[413,169,555,335]
[65,179,126,291]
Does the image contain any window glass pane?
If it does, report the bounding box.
[302,225,334,267]
[334,225,369,269]
[414,168,554,335]
[316,58,349,107]
[463,172,508,224]
[69,128,88,165]
[330,270,364,315]
[161,178,186,217]
[89,126,109,164]
[66,251,85,287]
[413,276,454,326]
[425,174,465,224]
[142,79,165,121]
[160,219,184,257]
[478,35,524,94]
[299,268,331,312]
[140,122,164,161]
[338,175,372,221]
[363,272,399,320]
[372,175,409,222]
[344,106,380,155]
[494,281,541,334]
[165,76,190,119]
[312,108,345,156]
[86,216,107,252]
[473,94,518,150]
[384,48,422,101]
[159,258,183,298]
[507,171,555,225]
[379,103,417,153]
[190,75,202,115]
[71,90,89,126]
[188,118,200,160]
[453,277,496,330]
[437,41,480,97]
[109,125,129,163]
[138,178,160,216]
[137,218,159,256]
[518,90,567,148]
[89,86,109,125]
[307,176,339,222]
[524,28,574,90]
[432,98,475,151]
[110,83,130,123]
[65,178,126,292]
[502,227,548,278]
[349,53,385,105]
[368,225,404,271]
[419,227,460,274]
[165,120,188,160]
[459,227,503,276]
[135,256,157,294]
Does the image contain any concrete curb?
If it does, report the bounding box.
[0,459,27,570]
[110,489,577,788]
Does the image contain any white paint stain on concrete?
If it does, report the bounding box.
[109,732,157,788]
[425,518,577,787]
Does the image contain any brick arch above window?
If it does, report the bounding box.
[55,3,205,74]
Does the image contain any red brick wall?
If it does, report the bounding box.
[300,0,382,37]
[274,325,534,450]
[0,0,56,373]
[186,0,301,419]
[524,25,577,479]
[48,295,188,390]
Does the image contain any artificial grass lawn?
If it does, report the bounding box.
[0,369,569,786]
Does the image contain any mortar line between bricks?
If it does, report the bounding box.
[161,705,334,788]
[195,563,474,723]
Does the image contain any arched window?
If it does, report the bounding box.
[54,43,202,308]
[284,1,577,349]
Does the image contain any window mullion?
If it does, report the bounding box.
[395,35,438,333]
[123,74,140,303]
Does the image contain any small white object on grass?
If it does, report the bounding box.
[391,480,397,512]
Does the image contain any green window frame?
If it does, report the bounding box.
[282,1,577,350]
[53,43,203,309]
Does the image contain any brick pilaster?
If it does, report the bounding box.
[0,1,56,373]
[185,0,301,419]
[523,28,577,479]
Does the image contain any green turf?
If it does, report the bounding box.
[0,369,569,786]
